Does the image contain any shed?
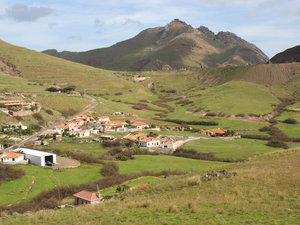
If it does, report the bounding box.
[73,190,102,205]
[13,148,56,167]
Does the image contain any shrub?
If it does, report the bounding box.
[0,164,25,182]
[241,134,271,140]
[46,87,59,92]
[33,113,44,121]
[103,140,121,147]
[61,109,76,117]
[101,163,119,177]
[283,118,298,124]
[45,109,53,115]
[266,140,288,149]
[205,112,217,117]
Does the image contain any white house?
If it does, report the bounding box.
[91,128,100,134]
[54,125,69,134]
[69,130,90,137]
[98,116,110,124]
[0,152,25,164]
[105,121,127,129]
[13,148,56,166]
[132,122,149,129]
[138,137,164,148]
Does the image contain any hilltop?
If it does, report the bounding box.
[271,45,300,64]
[42,19,268,71]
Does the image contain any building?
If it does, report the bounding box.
[132,122,149,129]
[201,129,226,137]
[105,121,127,129]
[68,130,90,137]
[138,137,165,148]
[54,125,69,134]
[122,133,147,141]
[13,148,56,167]
[73,190,102,205]
[0,152,25,164]
[98,116,110,124]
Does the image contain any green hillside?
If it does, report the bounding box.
[3,149,299,225]
[42,20,268,71]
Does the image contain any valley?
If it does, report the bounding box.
[0,35,299,225]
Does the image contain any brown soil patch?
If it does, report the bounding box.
[52,156,80,169]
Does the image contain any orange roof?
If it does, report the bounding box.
[73,190,102,201]
[123,133,147,140]
[69,130,88,134]
[139,137,164,142]
[207,129,225,134]
[98,116,110,119]
[106,121,126,126]
[132,122,149,126]
[0,152,24,159]
[55,125,69,129]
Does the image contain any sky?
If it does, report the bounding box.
[0,0,299,57]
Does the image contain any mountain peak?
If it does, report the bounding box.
[167,19,189,27]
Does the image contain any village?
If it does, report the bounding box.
[0,111,235,207]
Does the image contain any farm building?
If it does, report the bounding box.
[13,148,56,166]
[132,122,149,129]
[0,152,25,164]
[68,130,90,137]
[201,129,226,137]
[138,137,165,148]
[73,190,102,205]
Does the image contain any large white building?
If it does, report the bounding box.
[13,148,56,166]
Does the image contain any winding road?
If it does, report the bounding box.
[6,94,98,151]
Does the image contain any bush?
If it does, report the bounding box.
[266,140,288,149]
[0,164,25,181]
[101,163,119,177]
[61,109,76,117]
[241,134,271,140]
[283,118,298,124]
[205,112,217,117]
[45,109,53,115]
[33,113,44,121]
[103,140,121,147]
[46,87,59,92]
[164,119,218,126]
[173,148,239,162]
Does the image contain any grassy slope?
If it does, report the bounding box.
[115,155,226,174]
[0,40,133,91]
[182,138,278,160]
[4,149,299,225]
[0,164,103,205]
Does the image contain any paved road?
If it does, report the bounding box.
[6,94,98,151]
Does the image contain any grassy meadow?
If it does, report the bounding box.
[3,148,299,225]
[0,164,103,205]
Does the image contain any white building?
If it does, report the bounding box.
[13,148,56,167]
[138,137,164,148]
[69,130,90,137]
[0,152,25,164]
[132,122,149,129]
[98,116,110,124]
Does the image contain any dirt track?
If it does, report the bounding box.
[52,156,80,169]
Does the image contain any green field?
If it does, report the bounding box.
[4,149,300,225]
[0,164,103,205]
[115,155,227,174]
[182,138,278,160]
[37,141,109,156]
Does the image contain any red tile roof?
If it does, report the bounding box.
[0,152,24,159]
[138,137,164,143]
[55,125,69,129]
[106,121,126,126]
[132,122,149,126]
[73,190,102,201]
[207,129,226,134]
[123,133,147,140]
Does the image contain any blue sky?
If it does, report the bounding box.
[0,0,299,57]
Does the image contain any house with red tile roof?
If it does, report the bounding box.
[54,125,69,134]
[201,129,226,137]
[98,116,110,124]
[138,137,165,148]
[0,152,25,164]
[132,122,149,129]
[68,130,90,137]
[122,133,148,141]
[73,190,102,205]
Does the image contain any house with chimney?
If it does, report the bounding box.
[73,190,102,205]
